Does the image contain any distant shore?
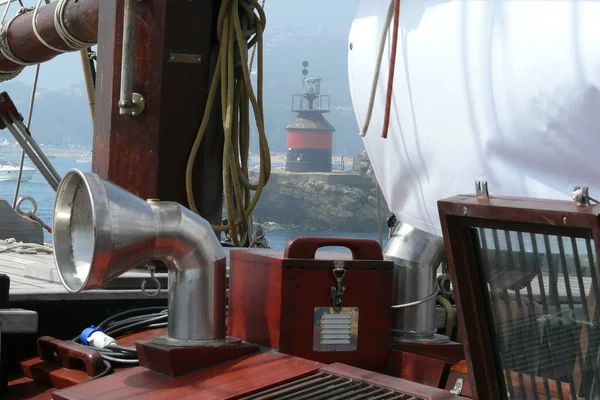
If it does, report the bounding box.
[0,146,89,158]
[0,147,355,168]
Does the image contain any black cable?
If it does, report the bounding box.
[90,360,112,380]
[72,307,168,374]
[87,47,96,89]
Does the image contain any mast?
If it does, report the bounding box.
[92,0,224,226]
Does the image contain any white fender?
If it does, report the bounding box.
[349,0,600,236]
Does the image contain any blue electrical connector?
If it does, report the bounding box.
[80,326,117,349]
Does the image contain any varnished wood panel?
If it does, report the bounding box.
[385,350,451,389]
[389,341,465,365]
[279,262,392,370]
[228,251,284,350]
[21,357,89,389]
[52,351,322,400]
[438,195,600,399]
[228,239,393,371]
[7,377,55,400]
[136,341,259,377]
[17,329,167,392]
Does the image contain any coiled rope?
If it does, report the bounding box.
[0,238,53,254]
[186,0,271,247]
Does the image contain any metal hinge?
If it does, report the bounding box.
[450,378,463,395]
[572,186,599,206]
[475,180,489,198]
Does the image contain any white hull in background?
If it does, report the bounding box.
[349,0,600,236]
[0,168,35,182]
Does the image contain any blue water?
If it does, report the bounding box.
[0,156,386,250]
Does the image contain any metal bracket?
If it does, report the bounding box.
[330,260,346,313]
[475,180,489,198]
[0,92,22,129]
[130,92,146,116]
[169,53,202,64]
[0,92,61,190]
[450,378,464,395]
[572,186,599,206]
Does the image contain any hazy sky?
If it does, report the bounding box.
[12,0,359,90]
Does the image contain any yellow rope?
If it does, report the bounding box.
[79,48,95,120]
[436,271,458,341]
[185,0,271,247]
[436,295,455,339]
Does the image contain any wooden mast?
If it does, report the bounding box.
[92,0,224,226]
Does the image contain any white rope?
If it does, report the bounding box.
[32,0,94,52]
[248,0,266,71]
[249,225,270,248]
[359,0,394,137]
[0,1,24,80]
[54,0,94,49]
[0,67,21,82]
[0,6,36,67]
[33,0,65,53]
[0,238,53,254]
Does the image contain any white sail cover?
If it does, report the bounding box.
[348,0,600,237]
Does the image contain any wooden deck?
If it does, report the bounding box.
[0,251,170,301]
[0,248,235,301]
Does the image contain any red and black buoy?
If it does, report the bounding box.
[285,62,336,173]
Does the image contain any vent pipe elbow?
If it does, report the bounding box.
[53,170,227,344]
[149,202,227,342]
[384,221,447,342]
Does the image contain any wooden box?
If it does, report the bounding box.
[228,237,393,371]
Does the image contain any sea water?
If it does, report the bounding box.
[0,156,385,251]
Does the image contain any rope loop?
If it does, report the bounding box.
[0,6,37,67]
[185,0,271,247]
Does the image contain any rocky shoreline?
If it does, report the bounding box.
[251,151,389,232]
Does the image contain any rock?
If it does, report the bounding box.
[248,166,390,232]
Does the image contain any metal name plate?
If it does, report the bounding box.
[168,53,202,64]
[313,307,358,352]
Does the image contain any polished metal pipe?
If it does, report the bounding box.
[384,221,447,342]
[118,0,136,115]
[148,201,226,342]
[53,170,227,345]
